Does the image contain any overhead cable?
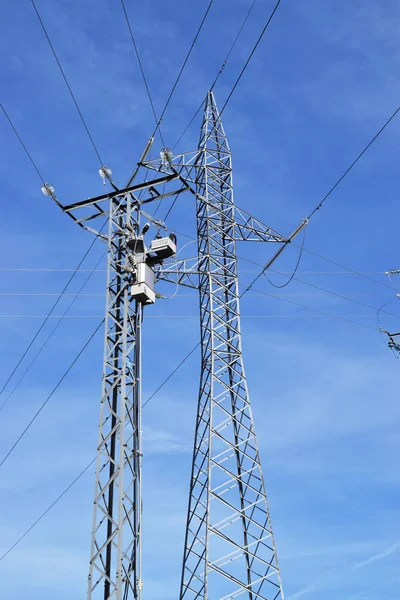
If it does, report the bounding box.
[0,457,96,562]
[120,0,165,146]
[306,104,400,220]
[0,340,199,560]
[0,252,105,414]
[173,0,258,149]
[0,103,45,184]
[0,319,104,469]
[218,0,282,120]
[267,221,307,288]
[0,229,105,399]
[30,0,103,164]
[151,0,215,137]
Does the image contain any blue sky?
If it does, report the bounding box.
[0,0,400,598]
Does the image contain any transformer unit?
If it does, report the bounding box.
[149,234,176,260]
[130,262,155,304]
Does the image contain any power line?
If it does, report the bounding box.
[0,313,386,320]
[218,0,282,119]
[0,456,96,562]
[238,254,400,321]
[30,0,103,164]
[267,221,307,288]
[0,319,103,469]
[0,339,199,561]
[173,0,258,149]
[0,252,105,414]
[0,103,45,183]
[242,100,400,300]
[152,0,215,137]
[296,245,400,292]
[306,104,400,220]
[0,268,383,559]
[120,0,164,145]
[0,291,394,297]
[0,267,391,275]
[268,268,400,318]
[0,230,105,399]
[250,286,377,331]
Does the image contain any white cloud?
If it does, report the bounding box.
[353,542,400,570]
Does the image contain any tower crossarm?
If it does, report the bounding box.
[233,206,287,243]
[44,173,186,238]
[156,256,203,289]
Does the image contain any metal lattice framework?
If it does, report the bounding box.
[45,89,307,600]
[178,92,284,600]
[87,196,142,600]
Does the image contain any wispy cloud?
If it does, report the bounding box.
[289,586,315,599]
[353,542,400,570]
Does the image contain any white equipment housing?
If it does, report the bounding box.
[149,236,176,260]
[131,262,155,304]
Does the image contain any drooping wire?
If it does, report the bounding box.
[120,0,165,147]
[243,99,400,298]
[0,103,45,184]
[0,251,106,414]
[30,0,104,165]
[151,0,215,138]
[266,222,307,288]
[0,319,104,469]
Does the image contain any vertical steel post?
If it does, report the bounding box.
[87,194,142,600]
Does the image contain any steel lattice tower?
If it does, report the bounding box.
[179,92,283,600]
[87,197,143,599]
[45,89,304,600]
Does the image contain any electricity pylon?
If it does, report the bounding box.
[43,90,306,600]
[179,92,284,600]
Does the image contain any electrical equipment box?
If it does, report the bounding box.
[149,236,176,260]
[131,262,155,304]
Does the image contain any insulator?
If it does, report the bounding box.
[99,165,112,182]
[160,147,173,164]
[41,182,55,197]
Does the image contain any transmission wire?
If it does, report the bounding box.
[0,226,105,399]
[0,319,104,469]
[0,339,200,561]
[306,105,400,220]
[0,103,45,184]
[0,251,106,414]
[266,222,308,288]
[120,0,165,146]
[0,456,96,562]
[0,262,385,561]
[173,0,258,149]
[151,0,215,138]
[30,0,103,165]
[218,0,282,120]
